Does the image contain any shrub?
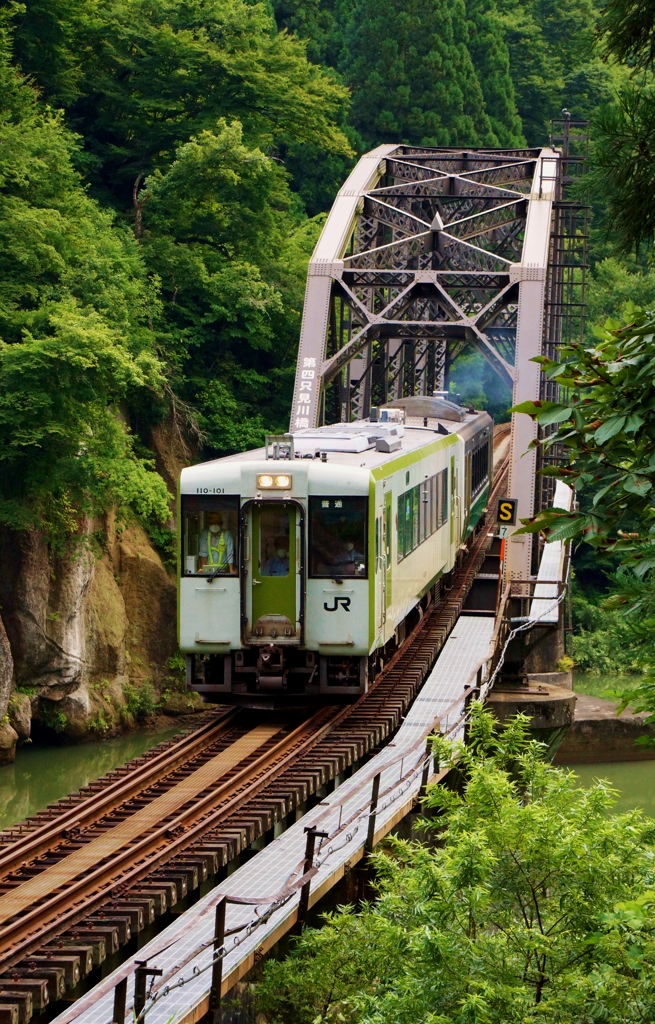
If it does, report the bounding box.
[122,680,159,721]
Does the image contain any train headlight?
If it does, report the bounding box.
[257,473,292,489]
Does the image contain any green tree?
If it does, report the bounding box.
[496,0,563,145]
[577,0,655,256]
[270,0,348,68]
[466,0,525,146]
[598,0,655,70]
[257,705,655,1023]
[341,0,498,149]
[586,85,655,255]
[9,0,351,467]
[139,120,325,454]
[497,0,612,146]
[585,257,655,329]
[448,348,513,422]
[512,306,655,556]
[511,306,655,730]
[13,0,352,209]
[11,0,88,107]
[0,7,169,536]
[534,0,611,115]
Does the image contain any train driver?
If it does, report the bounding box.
[198,511,236,574]
[330,540,365,576]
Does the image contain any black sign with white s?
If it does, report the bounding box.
[324,596,351,612]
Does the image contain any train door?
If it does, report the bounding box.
[376,514,385,628]
[249,503,298,639]
[450,455,460,547]
[385,490,392,612]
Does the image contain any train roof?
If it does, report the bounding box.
[191,404,492,475]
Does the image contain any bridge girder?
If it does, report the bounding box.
[291,145,561,579]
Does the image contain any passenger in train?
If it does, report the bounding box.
[263,539,290,576]
[198,511,236,574]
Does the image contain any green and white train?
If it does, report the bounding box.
[179,395,492,706]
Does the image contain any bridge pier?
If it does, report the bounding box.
[485,577,575,739]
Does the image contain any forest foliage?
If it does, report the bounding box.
[0,0,348,537]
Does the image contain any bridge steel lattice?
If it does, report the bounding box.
[290,144,571,581]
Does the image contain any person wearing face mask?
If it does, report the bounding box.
[330,539,365,576]
[198,511,235,574]
[263,538,290,576]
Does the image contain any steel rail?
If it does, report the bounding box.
[0,712,241,877]
[0,709,339,967]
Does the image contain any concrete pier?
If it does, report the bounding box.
[553,693,655,764]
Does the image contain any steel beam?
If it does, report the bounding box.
[291,146,397,430]
[290,145,545,430]
[505,153,558,580]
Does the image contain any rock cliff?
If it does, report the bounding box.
[0,418,199,762]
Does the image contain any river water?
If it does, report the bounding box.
[0,724,180,831]
[564,670,655,816]
[567,760,655,816]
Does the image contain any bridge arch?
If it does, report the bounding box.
[290,144,576,580]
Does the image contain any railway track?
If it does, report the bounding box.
[0,445,508,1022]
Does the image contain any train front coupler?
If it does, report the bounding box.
[256,644,287,691]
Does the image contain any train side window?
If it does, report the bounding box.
[397,490,411,562]
[181,495,239,575]
[470,439,489,498]
[309,497,368,578]
[407,488,413,550]
[431,474,438,534]
[400,492,407,559]
[398,468,452,559]
[421,481,429,542]
[412,485,420,550]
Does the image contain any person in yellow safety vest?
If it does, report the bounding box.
[198,511,236,574]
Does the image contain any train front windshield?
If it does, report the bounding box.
[309,497,367,578]
[181,495,239,575]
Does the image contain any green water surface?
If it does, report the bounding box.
[564,673,655,816]
[0,725,181,831]
[573,670,638,700]
[567,760,655,817]
[2,695,654,835]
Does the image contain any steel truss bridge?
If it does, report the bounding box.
[290,137,587,581]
